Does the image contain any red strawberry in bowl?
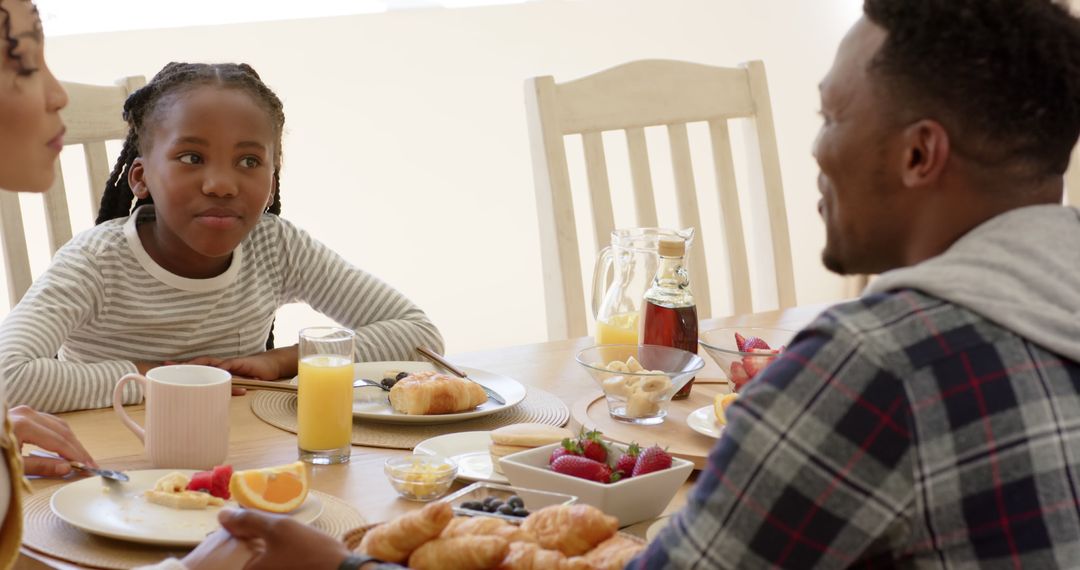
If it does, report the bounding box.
[210,465,233,500]
[614,442,640,478]
[549,438,582,465]
[631,446,673,477]
[551,455,615,483]
[578,429,608,463]
[741,336,771,351]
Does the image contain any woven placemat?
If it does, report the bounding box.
[250,388,570,450]
[21,486,367,570]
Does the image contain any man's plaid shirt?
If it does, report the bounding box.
[632,290,1080,569]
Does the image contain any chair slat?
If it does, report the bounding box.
[743,61,796,308]
[525,76,588,339]
[667,123,712,319]
[84,142,112,218]
[42,162,73,255]
[0,192,32,307]
[582,132,615,250]
[625,127,658,227]
[708,119,752,314]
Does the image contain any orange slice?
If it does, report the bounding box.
[714,393,739,426]
[229,461,309,513]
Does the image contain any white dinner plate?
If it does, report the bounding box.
[350,361,526,424]
[414,431,509,484]
[50,469,323,546]
[687,406,725,439]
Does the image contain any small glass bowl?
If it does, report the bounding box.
[699,327,795,392]
[576,344,705,425]
[384,454,458,502]
[442,482,577,524]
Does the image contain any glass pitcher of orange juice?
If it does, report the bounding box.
[592,228,694,345]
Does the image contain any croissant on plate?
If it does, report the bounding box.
[520,504,618,557]
[582,535,645,570]
[407,535,509,570]
[441,515,537,543]
[358,501,453,563]
[497,541,593,570]
[389,371,487,415]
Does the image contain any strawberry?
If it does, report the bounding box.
[210,464,233,500]
[734,332,749,352]
[551,455,614,483]
[631,446,673,477]
[613,442,641,478]
[729,361,750,390]
[742,354,777,379]
[186,471,213,493]
[578,429,608,463]
[549,439,582,465]
[741,336,772,351]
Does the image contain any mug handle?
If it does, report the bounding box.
[113,373,148,443]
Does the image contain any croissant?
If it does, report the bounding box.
[408,535,509,570]
[497,541,593,570]
[358,501,453,563]
[441,516,537,543]
[389,371,487,415]
[520,505,618,557]
[582,535,645,570]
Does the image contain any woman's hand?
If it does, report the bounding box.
[173,346,298,382]
[217,508,354,570]
[9,405,97,477]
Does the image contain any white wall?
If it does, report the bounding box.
[13,0,863,353]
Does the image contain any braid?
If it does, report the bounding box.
[96,61,288,348]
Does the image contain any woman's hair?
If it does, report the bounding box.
[97,62,287,349]
[0,0,42,74]
[96,62,285,224]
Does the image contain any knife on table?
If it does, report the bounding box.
[415,346,507,405]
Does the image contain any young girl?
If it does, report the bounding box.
[0,61,444,413]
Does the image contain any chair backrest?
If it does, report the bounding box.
[0,75,145,308]
[525,59,796,340]
[1067,143,1080,206]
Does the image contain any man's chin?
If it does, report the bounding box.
[821,250,852,276]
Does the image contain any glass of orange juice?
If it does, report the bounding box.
[297,327,356,465]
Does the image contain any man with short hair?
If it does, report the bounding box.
[633,0,1080,568]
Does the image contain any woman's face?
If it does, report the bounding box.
[0,0,67,193]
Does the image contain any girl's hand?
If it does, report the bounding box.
[9,405,98,476]
[214,354,283,381]
[162,357,246,395]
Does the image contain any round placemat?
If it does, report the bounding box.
[250,388,570,450]
[21,486,366,570]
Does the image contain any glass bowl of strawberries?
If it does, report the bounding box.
[498,430,693,527]
[698,327,795,392]
[576,345,705,425]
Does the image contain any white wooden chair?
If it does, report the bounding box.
[0,75,145,308]
[1067,143,1080,206]
[525,59,796,340]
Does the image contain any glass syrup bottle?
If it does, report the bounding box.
[642,237,698,399]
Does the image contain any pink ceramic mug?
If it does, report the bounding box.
[113,365,231,469]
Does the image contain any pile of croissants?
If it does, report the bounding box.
[358,501,645,570]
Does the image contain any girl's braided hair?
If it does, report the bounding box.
[96,61,285,224]
[97,62,287,349]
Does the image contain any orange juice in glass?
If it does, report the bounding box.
[297,327,355,464]
[596,312,640,345]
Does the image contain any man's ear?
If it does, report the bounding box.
[899,119,950,188]
[128,158,149,198]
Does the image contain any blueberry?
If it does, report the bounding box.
[482,496,497,505]
[460,501,483,511]
[507,495,524,509]
[497,504,515,515]
[488,500,504,510]
[512,508,529,517]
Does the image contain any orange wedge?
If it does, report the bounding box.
[229,461,309,513]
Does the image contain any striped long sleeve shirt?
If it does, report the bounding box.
[0,206,443,413]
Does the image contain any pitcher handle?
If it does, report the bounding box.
[590,246,615,320]
[113,373,148,443]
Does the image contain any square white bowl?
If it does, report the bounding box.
[498,442,693,527]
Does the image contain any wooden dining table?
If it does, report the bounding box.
[18,303,828,569]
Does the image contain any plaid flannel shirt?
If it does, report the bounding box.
[631,290,1080,569]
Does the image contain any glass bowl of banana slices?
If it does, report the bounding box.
[576,345,705,425]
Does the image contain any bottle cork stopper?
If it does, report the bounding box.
[658,238,685,257]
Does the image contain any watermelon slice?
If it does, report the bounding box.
[211,465,233,500]
[186,471,213,493]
